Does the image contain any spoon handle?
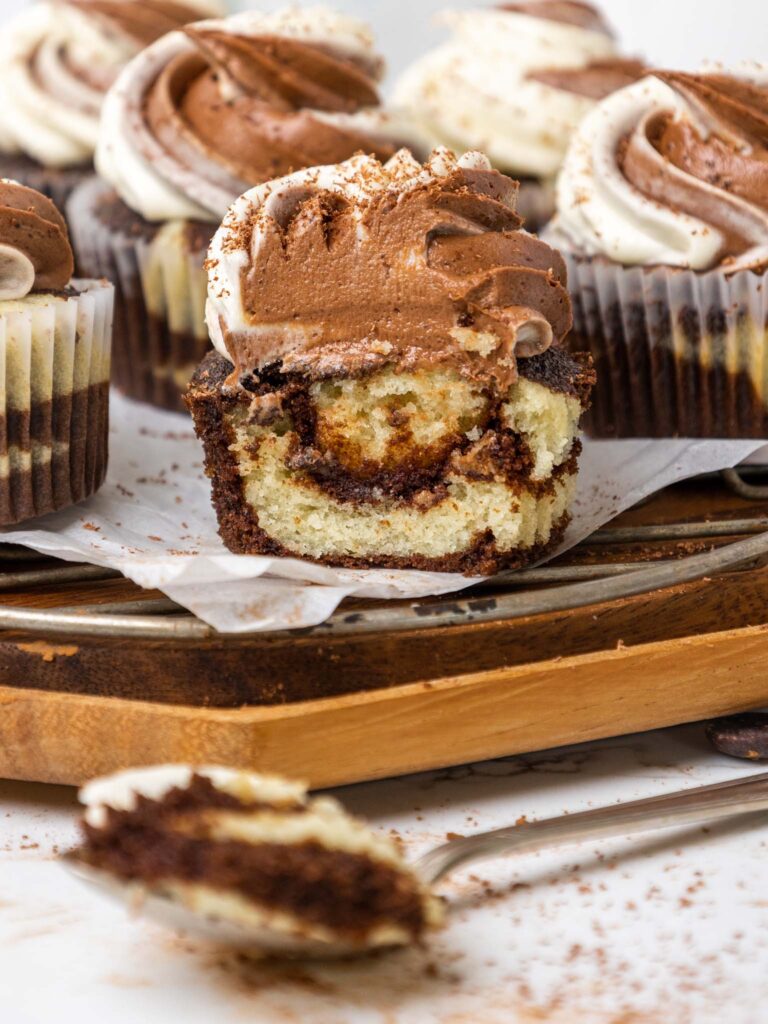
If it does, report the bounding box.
[417,770,768,884]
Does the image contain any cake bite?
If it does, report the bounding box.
[0,180,113,525]
[188,148,594,574]
[74,766,443,956]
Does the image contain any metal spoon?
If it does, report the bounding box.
[66,770,768,960]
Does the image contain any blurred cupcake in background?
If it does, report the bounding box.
[0,180,113,525]
[68,7,424,412]
[394,1,645,230]
[547,67,768,439]
[0,0,224,212]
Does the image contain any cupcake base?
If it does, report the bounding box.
[187,349,593,575]
[0,281,113,526]
[67,179,213,413]
[563,253,768,439]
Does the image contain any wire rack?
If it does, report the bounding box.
[2,470,768,643]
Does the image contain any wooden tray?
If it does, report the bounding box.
[2,474,768,788]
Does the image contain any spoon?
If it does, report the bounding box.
[67,769,768,960]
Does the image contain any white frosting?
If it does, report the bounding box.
[393,7,617,180]
[0,244,35,301]
[205,147,493,361]
[550,69,768,271]
[80,765,309,828]
[96,7,403,223]
[0,1,222,169]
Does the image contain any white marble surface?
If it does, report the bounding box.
[1,726,767,1024]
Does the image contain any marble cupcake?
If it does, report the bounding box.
[68,7,420,412]
[188,149,594,574]
[548,67,768,438]
[394,1,645,230]
[76,766,444,955]
[0,180,113,525]
[0,0,222,212]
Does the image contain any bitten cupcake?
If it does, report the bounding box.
[0,0,222,212]
[187,149,594,574]
[394,2,645,230]
[68,7,420,412]
[548,68,768,439]
[0,181,113,525]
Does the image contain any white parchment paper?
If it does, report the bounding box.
[2,394,765,633]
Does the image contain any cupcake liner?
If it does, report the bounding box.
[0,154,94,221]
[0,280,113,526]
[563,253,768,438]
[68,178,213,412]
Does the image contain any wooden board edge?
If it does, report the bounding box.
[2,622,768,788]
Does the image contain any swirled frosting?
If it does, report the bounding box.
[551,67,768,272]
[393,4,644,181]
[206,148,572,393]
[0,180,74,299]
[97,8,418,224]
[0,0,222,169]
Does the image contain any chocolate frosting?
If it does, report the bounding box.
[64,0,212,46]
[496,1,613,36]
[209,151,572,394]
[529,58,647,99]
[143,24,397,195]
[0,181,73,293]
[619,71,768,265]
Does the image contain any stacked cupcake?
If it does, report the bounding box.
[395,1,645,229]
[188,148,594,573]
[549,67,768,438]
[68,7,419,411]
[0,0,223,211]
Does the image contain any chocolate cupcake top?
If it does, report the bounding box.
[0,0,223,170]
[0,179,74,299]
[393,3,645,180]
[551,67,768,272]
[206,148,572,392]
[97,7,419,224]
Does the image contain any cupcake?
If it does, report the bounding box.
[548,68,768,439]
[0,180,113,526]
[187,148,594,575]
[76,766,444,954]
[0,0,222,212]
[68,7,421,412]
[393,2,645,230]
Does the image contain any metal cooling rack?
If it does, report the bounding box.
[2,471,768,642]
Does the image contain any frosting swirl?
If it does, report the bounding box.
[393,4,643,180]
[0,0,222,169]
[551,67,768,272]
[206,148,572,394]
[97,8,418,223]
[0,180,74,299]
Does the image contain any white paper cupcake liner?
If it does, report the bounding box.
[562,253,768,438]
[0,280,113,525]
[68,178,212,412]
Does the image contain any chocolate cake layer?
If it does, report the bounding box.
[81,777,428,941]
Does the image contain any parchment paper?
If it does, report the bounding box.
[2,394,765,633]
